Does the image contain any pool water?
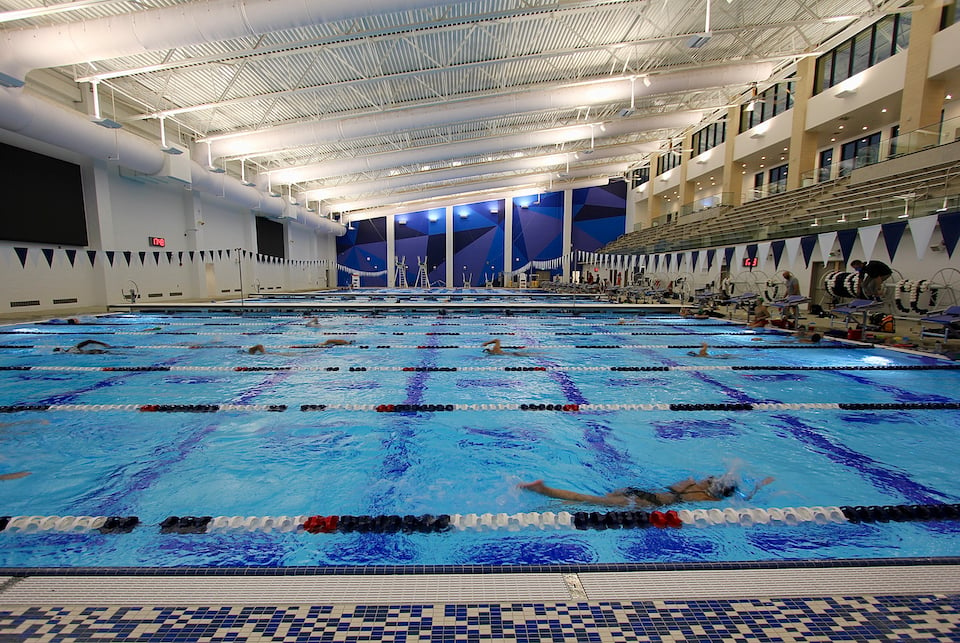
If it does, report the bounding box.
[1,310,959,568]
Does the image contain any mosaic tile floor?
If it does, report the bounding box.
[2,566,960,642]
[2,595,959,642]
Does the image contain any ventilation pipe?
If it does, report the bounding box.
[336,162,631,216]
[306,143,657,202]
[0,0,457,88]
[268,111,697,185]
[0,87,344,234]
[213,62,775,159]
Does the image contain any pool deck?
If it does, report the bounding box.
[2,561,959,641]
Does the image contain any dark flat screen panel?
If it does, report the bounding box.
[256,216,285,259]
[0,142,88,246]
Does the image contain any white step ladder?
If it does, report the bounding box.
[395,257,408,288]
[415,257,431,289]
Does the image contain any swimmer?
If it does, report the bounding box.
[305,316,322,327]
[481,338,535,356]
[242,344,298,355]
[748,302,770,328]
[0,471,30,481]
[519,474,774,508]
[688,342,732,358]
[53,339,113,354]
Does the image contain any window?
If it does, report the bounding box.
[895,13,911,53]
[833,41,852,85]
[872,16,894,65]
[690,118,727,158]
[768,165,788,194]
[851,30,873,77]
[839,131,882,176]
[818,148,834,182]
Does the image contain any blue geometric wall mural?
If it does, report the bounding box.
[336,217,387,287]
[395,208,446,286]
[453,200,504,287]
[512,191,563,274]
[572,180,627,251]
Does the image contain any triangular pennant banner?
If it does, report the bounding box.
[939,211,960,258]
[836,229,858,264]
[200,251,207,262]
[153,251,161,265]
[746,243,758,260]
[41,248,55,268]
[799,235,818,268]
[771,240,786,268]
[817,231,837,265]
[723,247,735,269]
[14,247,28,268]
[881,221,908,261]
[857,224,882,262]
[756,242,770,268]
[706,249,716,271]
[65,249,77,267]
[87,250,98,267]
[189,251,195,263]
[785,237,802,268]
[106,251,116,267]
[138,251,146,266]
[733,245,746,270]
[909,214,939,262]
[123,251,132,267]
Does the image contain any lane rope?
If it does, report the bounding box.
[3,504,958,535]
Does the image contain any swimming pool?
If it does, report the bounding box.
[1,309,959,569]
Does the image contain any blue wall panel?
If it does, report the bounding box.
[336,217,388,287]
[572,181,627,251]
[395,208,447,286]
[512,191,563,273]
[452,200,504,286]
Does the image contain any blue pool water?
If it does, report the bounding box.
[1,309,959,568]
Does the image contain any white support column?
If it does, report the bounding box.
[445,205,454,287]
[386,215,396,288]
[504,196,514,286]
[562,188,573,282]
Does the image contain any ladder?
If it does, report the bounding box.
[395,257,408,288]
[415,257,431,289]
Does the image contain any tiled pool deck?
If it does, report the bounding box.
[2,561,959,641]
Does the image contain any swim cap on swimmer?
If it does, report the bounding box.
[707,474,738,498]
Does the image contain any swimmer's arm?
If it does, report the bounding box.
[742,476,775,500]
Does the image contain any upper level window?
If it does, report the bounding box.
[740,80,795,133]
[691,117,727,158]
[814,14,911,95]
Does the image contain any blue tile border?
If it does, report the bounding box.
[2,555,960,577]
[1,595,959,642]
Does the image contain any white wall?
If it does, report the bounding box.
[0,142,339,316]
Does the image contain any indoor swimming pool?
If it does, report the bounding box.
[1,308,959,569]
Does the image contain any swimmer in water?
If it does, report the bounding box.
[519,474,773,508]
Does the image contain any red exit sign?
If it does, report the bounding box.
[149,236,166,247]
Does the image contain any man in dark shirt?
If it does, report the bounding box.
[850,260,892,300]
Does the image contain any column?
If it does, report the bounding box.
[899,2,945,145]
[445,205,454,287]
[786,57,819,191]
[721,106,742,206]
[677,132,696,211]
[386,215,396,287]
[562,188,573,282]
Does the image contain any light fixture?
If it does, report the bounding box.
[835,87,857,98]
[89,81,121,129]
[810,218,820,227]
[205,142,225,174]
[686,0,712,48]
[837,214,847,223]
[158,117,182,155]
[397,218,408,225]
[458,210,469,219]
[266,174,281,198]
[862,210,870,221]
[749,131,764,139]
[745,100,756,112]
[947,94,954,100]
[240,160,255,187]
[428,214,439,222]
[642,75,652,87]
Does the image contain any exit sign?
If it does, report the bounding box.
[149,236,166,247]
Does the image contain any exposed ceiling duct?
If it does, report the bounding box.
[267,112,698,185]
[212,62,774,160]
[0,87,344,234]
[0,0,458,87]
